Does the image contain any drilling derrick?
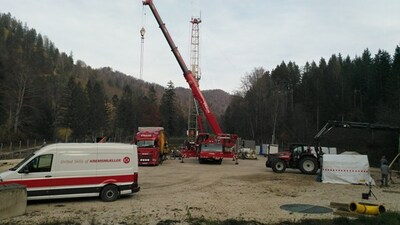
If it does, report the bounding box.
[187,17,202,144]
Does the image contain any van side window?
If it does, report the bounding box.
[27,154,53,173]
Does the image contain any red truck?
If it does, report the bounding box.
[198,142,224,164]
[143,0,239,164]
[134,127,169,166]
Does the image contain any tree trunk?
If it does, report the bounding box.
[13,72,28,133]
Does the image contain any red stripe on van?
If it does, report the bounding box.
[0,173,138,188]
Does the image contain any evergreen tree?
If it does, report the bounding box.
[86,79,107,138]
[140,85,160,126]
[360,49,375,122]
[392,46,400,116]
[223,95,249,136]
[57,77,88,141]
[374,50,392,103]
[341,55,358,121]
[116,85,137,140]
[301,61,320,132]
[324,54,342,120]
[160,81,185,136]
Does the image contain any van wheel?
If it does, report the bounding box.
[100,185,119,202]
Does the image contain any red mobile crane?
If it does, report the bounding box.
[142,0,238,164]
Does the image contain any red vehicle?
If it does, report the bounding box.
[134,127,169,166]
[265,143,319,174]
[198,142,224,164]
[266,120,400,174]
[143,0,238,164]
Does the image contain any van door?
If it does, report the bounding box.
[18,154,54,198]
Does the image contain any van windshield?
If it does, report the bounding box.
[9,153,35,171]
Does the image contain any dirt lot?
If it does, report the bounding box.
[1,157,400,225]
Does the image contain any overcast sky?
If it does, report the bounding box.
[1,0,399,93]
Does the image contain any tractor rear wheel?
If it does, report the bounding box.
[271,159,286,173]
[299,156,318,174]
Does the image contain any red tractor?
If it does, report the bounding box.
[265,143,320,175]
[266,120,400,174]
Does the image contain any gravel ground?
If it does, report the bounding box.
[1,157,400,225]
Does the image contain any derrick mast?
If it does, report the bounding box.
[190,17,201,81]
[142,0,223,135]
[187,17,202,144]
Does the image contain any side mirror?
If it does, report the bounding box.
[22,166,29,174]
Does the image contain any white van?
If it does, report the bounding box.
[0,143,140,201]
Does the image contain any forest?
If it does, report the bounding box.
[223,47,400,145]
[0,12,399,147]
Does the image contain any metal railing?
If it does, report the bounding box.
[0,140,45,160]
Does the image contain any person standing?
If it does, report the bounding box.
[380,161,390,187]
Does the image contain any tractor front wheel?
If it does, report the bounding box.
[271,159,286,173]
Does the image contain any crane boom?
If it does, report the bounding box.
[143,0,223,135]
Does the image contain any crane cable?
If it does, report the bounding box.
[139,4,147,80]
[141,3,147,28]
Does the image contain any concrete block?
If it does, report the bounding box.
[0,183,27,220]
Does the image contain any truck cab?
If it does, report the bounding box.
[136,138,159,165]
[134,127,168,166]
[198,142,224,164]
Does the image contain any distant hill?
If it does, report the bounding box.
[92,67,231,118]
[175,87,232,117]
